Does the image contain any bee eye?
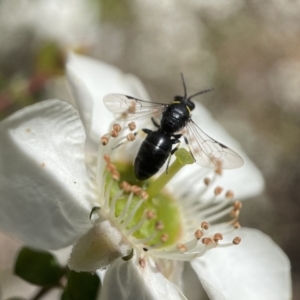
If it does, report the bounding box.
[187,101,195,110]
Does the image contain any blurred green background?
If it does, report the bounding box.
[0,0,299,298]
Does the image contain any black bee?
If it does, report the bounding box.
[103,75,244,180]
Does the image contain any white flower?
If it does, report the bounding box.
[0,54,291,300]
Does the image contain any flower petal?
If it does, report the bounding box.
[0,99,94,249]
[99,255,187,300]
[191,228,292,300]
[68,219,132,272]
[67,53,150,151]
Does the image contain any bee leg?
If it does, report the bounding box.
[166,140,181,174]
[183,136,196,162]
[151,117,160,128]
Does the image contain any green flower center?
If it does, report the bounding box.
[106,148,194,248]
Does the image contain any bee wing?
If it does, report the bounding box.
[186,120,244,169]
[103,94,166,121]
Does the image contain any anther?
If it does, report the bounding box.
[112,171,120,181]
[233,222,241,229]
[143,247,148,252]
[155,221,164,231]
[225,190,234,199]
[202,237,212,245]
[103,154,111,163]
[128,122,136,131]
[101,135,109,146]
[113,123,122,132]
[201,221,209,230]
[213,233,223,242]
[230,209,240,218]
[140,191,149,200]
[234,201,242,210]
[128,103,136,114]
[177,243,187,252]
[204,177,211,186]
[145,210,156,220]
[160,233,169,243]
[110,130,118,138]
[214,186,224,196]
[194,229,203,240]
[120,181,131,193]
[233,236,241,245]
[131,185,142,195]
[127,133,136,141]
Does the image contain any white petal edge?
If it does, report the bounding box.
[0,99,95,249]
[191,228,292,300]
[66,53,151,149]
[99,255,187,300]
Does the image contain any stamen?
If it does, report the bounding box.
[110,130,118,138]
[155,221,164,231]
[233,222,241,229]
[127,133,136,142]
[194,229,203,240]
[177,243,188,252]
[117,192,134,222]
[101,135,109,146]
[225,190,234,199]
[233,236,241,245]
[160,233,169,243]
[113,123,122,133]
[201,221,209,230]
[202,237,213,245]
[128,122,136,131]
[213,233,223,242]
[214,186,224,196]
[145,210,156,220]
[120,198,146,229]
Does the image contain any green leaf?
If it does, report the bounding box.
[64,270,101,300]
[14,247,65,286]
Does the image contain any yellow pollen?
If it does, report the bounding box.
[233,236,241,245]
[201,221,209,230]
[194,229,203,240]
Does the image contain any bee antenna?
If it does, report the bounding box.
[180,73,187,98]
[188,88,214,100]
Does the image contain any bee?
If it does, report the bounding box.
[103,74,244,180]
